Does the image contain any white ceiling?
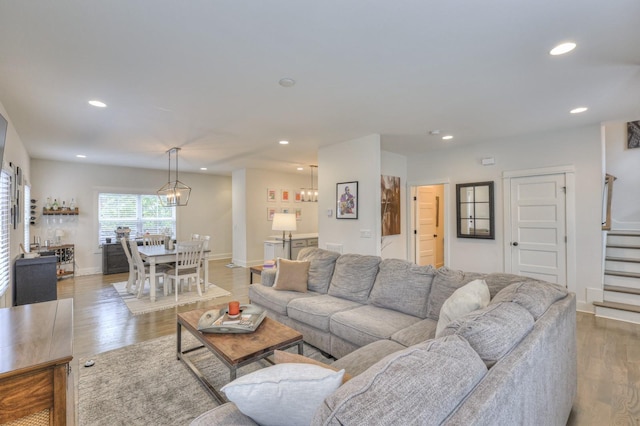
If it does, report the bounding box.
[0,1,639,176]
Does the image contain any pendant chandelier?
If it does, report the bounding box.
[301,165,318,202]
[157,147,191,207]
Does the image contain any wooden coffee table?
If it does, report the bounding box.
[177,306,303,403]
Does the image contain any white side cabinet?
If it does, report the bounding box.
[266,233,319,260]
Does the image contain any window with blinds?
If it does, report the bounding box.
[98,193,176,243]
[0,169,11,298]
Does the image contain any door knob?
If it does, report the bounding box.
[512,242,519,246]
[433,234,437,238]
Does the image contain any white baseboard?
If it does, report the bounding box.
[576,300,595,313]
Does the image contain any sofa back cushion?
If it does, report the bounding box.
[368,259,435,318]
[297,248,341,293]
[426,267,484,320]
[490,280,568,320]
[438,302,534,367]
[328,254,381,303]
[313,335,488,425]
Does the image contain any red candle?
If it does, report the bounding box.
[228,301,240,316]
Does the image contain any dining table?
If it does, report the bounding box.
[138,245,211,302]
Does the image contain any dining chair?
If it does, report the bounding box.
[142,234,165,246]
[120,238,137,294]
[130,241,171,298]
[164,240,205,301]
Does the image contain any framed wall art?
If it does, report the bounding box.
[336,181,358,219]
[267,207,276,221]
[281,189,291,202]
[267,188,277,202]
[381,175,400,236]
[628,120,640,149]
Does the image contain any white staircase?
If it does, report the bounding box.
[594,231,640,323]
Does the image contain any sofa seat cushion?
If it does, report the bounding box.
[287,295,362,332]
[312,335,488,425]
[490,280,568,320]
[390,317,437,347]
[438,302,534,367]
[368,259,435,318]
[248,283,318,316]
[426,267,484,320]
[331,339,406,377]
[328,254,381,303]
[297,248,341,293]
[330,305,421,348]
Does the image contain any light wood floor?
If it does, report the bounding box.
[61,261,640,425]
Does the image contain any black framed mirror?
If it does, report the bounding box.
[456,181,495,239]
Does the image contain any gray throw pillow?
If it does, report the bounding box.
[298,248,341,293]
[368,259,435,318]
[328,254,381,303]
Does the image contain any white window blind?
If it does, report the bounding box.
[0,170,11,298]
[98,193,176,243]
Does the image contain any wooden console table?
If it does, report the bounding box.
[0,299,74,425]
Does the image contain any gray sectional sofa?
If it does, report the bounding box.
[193,247,576,425]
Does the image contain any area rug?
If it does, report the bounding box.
[78,333,332,426]
[112,281,231,315]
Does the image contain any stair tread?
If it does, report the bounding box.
[604,270,640,278]
[605,256,640,263]
[604,285,640,295]
[593,301,640,313]
[606,244,640,249]
[608,231,640,236]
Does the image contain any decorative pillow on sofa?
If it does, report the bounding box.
[426,267,484,320]
[297,248,341,293]
[438,302,534,367]
[368,259,436,318]
[273,258,310,292]
[435,279,490,337]
[328,254,381,303]
[221,363,344,426]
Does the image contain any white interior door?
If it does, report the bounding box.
[509,174,567,285]
[416,186,436,266]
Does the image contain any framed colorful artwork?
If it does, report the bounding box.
[281,207,292,214]
[267,188,277,202]
[336,181,358,219]
[294,190,302,202]
[267,207,276,221]
[295,208,302,220]
[281,189,291,202]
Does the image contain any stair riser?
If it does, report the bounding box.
[605,261,640,274]
[608,235,640,246]
[606,247,640,258]
[604,275,640,290]
[595,305,640,325]
[604,291,640,306]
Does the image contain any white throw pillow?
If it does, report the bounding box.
[435,279,490,337]
[221,363,344,426]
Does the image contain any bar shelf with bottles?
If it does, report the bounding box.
[42,207,79,215]
[42,198,78,215]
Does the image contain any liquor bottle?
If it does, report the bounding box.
[62,201,67,210]
[52,199,59,210]
[69,198,76,210]
[45,197,52,209]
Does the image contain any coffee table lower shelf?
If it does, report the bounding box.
[177,308,304,404]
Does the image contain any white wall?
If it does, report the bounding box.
[0,101,31,308]
[31,159,232,275]
[407,124,603,312]
[318,134,381,255]
[605,121,640,229]
[381,150,407,259]
[232,168,319,266]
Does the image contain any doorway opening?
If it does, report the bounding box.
[412,184,446,267]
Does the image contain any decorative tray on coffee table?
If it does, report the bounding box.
[197,304,267,334]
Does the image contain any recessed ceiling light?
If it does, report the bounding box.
[550,42,576,56]
[297,167,304,171]
[442,135,453,140]
[200,167,207,171]
[279,140,289,145]
[88,100,107,108]
[570,107,588,114]
[279,78,296,87]
[428,130,441,135]
[76,154,86,158]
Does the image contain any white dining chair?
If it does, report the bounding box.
[130,241,171,298]
[164,241,205,301]
[120,238,137,294]
[142,234,165,246]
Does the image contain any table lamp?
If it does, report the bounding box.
[272,213,297,260]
